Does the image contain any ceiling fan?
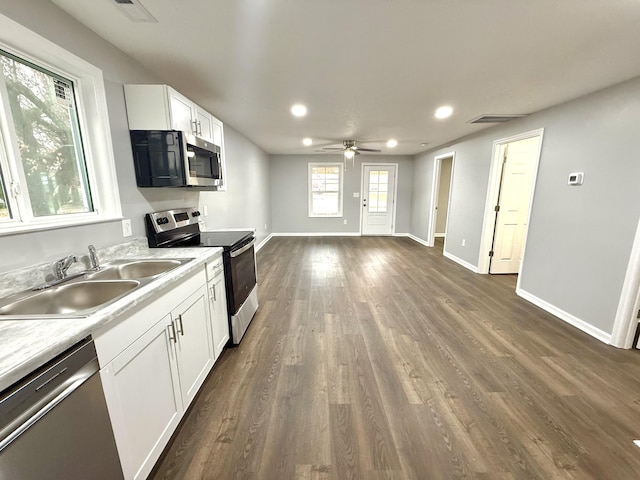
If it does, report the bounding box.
[321,140,381,159]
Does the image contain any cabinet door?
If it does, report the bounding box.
[209,272,230,359]
[172,285,214,408]
[195,105,214,142]
[100,316,182,480]
[168,88,196,134]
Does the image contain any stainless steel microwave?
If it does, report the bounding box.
[130,130,223,188]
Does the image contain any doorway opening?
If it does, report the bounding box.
[360,163,398,235]
[427,152,455,253]
[478,129,544,281]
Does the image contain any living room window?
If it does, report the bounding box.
[0,14,121,234]
[308,163,343,217]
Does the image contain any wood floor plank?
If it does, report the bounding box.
[151,236,640,480]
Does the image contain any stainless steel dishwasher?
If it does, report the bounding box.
[0,337,123,479]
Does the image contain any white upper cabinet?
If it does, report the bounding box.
[124,84,221,146]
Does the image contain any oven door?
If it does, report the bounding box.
[228,238,257,314]
[185,142,222,187]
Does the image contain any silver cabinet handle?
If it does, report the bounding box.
[210,285,216,301]
[191,119,198,135]
[168,322,177,343]
[176,314,184,336]
[197,120,202,136]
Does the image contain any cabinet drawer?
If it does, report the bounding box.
[206,254,224,281]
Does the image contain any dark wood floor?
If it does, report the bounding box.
[151,236,640,480]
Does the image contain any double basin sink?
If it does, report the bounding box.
[0,258,192,319]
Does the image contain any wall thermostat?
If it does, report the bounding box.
[568,172,584,185]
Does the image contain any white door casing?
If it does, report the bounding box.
[478,129,544,276]
[427,152,455,247]
[361,164,397,235]
[489,136,539,274]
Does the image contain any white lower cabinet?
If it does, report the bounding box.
[95,265,222,480]
[172,284,214,408]
[206,256,230,360]
[100,316,182,480]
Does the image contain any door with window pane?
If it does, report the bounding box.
[361,164,396,235]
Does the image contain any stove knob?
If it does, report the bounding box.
[192,211,200,217]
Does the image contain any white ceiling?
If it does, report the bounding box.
[51,0,640,155]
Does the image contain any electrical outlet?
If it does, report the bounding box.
[461,239,466,247]
[122,219,132,237]
[264,223,267,230]
[203,205,208,216]
[343,219,348,225]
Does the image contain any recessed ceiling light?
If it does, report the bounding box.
[290,104,307,117]
[421,143,429,147]
[302,138,313,146]
[435,106,453,119]
[386,139,398,148]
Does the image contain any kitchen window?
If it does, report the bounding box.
[308,163,343,217]
[0,14,121,234]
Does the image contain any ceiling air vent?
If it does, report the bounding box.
[112,0,157,22]
[469,114,527,124]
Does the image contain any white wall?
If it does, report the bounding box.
[412,77,640,336]
[270,154,413,234]
[0,0,270,272]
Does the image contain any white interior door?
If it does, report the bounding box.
[361,164,397,235]
[489,137,539,274]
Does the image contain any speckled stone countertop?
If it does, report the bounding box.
[0,238,222,392]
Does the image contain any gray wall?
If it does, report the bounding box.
[0,1,270,272]
[412,77,640,335]
[199,125,271,247]
[270,155,413,234]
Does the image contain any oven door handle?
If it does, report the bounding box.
[230,239,255,258]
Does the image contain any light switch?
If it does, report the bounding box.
[353,192,360,198]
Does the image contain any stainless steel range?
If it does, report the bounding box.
[145,207,258,345]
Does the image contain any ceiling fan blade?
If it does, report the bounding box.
[356,148,382,152]
[321,147,346,151]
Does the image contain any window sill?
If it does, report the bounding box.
[0,214,123,237]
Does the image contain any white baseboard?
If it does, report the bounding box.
[443,251,479,273]
[405,233,431,247]
[271,232,361,237]
[434,233,445,238]
[256,234,273,252]
[516,288,612,344]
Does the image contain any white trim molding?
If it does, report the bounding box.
[271,232,361,237]
[255,234,273,252]
[405,233,430,247]
[443,251,479,273]
[517,288,612,344]
[610,217,640,348]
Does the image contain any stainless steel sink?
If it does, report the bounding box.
[85,259,183,281]
[0,257,193,320]
[0,280,139,316]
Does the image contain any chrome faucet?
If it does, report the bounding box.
[53,255,77,280]
[88,245,100,270]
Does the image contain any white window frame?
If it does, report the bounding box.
[0,13,121,235]
[308,162,344,218]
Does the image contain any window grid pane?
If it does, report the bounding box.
[1,49,93,218]
[310,164,342,216]
[368,170,388,213]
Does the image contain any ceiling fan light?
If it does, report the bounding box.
[344,149,355,159]
[386,139,398,148]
